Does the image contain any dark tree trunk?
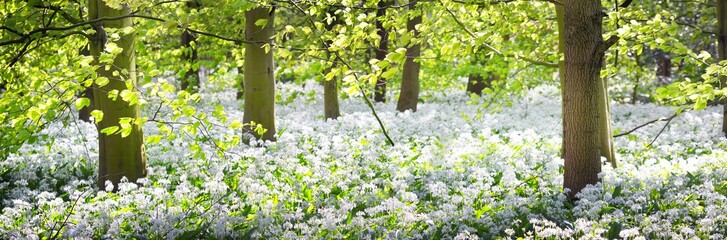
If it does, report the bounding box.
[655,50,672,84]
[180,1,200,92]
[396,0,421,112]
[180,29,199,91]
[374,0,391,103]
[78,46,94,123]
[562,0,615,199]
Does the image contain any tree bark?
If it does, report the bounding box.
[78,45,94,123]
[324,9,341,120]
[396,0,421,112]
[243,6,276,141]
[374,0,391,103]
[562,0,614,199]
[718,0,727,135]
[88,0,146,190]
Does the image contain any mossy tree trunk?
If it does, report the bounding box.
[396,0,421,112]
[243,6,276,141]
[374,0,391,103]
[88,0,146,190]
[561,0,616,199]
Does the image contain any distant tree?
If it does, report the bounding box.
[180,1,201,92]
[396,0,422,112]
[78,45,94,123]
[243,4,276,141]
[88,0,147,189]
[374,0,392,103]
[324,8,341,120]
[561,0,618,199]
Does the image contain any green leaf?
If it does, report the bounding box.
[255,19,268,27]
[75,98,91,109]
[90,110,104,123]
[100,126,119,135]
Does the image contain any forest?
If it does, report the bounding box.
[1,0,727,238]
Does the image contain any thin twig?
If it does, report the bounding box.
[647,113,678,147]
[613,111,679,138]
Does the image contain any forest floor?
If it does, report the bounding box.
[2,81,727,239]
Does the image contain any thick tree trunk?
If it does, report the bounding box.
[374,0,391,103]
[718,0,727,134]
[89,0,146,190]
[323,8,341,120]
[396,0,421,112]
[562,0,614,199]
[78,46,94,123]
[243,6,276,141]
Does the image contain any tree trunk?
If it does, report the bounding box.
[180,29,199,91]
[78,45,94,123]
[396,0,421,112]
[374,0,391,103]
[466,52,497,96]
[718,0,727,135]
[562,0,614,199]
[631,52,643,104]
[655,50,672,84]
[556,3,565,158]
[88,0,146,190]
[243,6,276,141]
[324,9,341,120]
[598,77,616,167]
[467,75,487,96]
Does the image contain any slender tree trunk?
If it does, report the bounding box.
[180,1,200,91]
[556,4,566,158]
[397,0,421,112]
[78,45,94,123]
[374,0,391,103]
[243,6,276,141]
[655,50,672,84]
[88,0,146,190]
[324,9,341,120]
[631,52,643,104]
[598,77,616,167]
[562,0,615,199]
[718,0,727,135]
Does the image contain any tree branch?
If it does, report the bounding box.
[613,111,679,138]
